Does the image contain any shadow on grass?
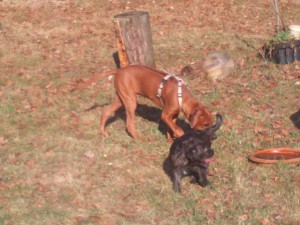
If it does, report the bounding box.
[85,103,191,137]
[290,109,300,129]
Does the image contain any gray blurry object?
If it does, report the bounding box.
[202,52,234,82]
[180,52,234,82]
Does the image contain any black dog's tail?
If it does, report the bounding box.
[207,114,223,134]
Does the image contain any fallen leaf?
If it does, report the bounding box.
[88,216,102,222]
[26,159,35,167]
[264,194,272,200]
[72,116,80,123]
[292,172,300,182]
[84,151,95,158]
[281,129,289,137]
[45,81,54,89]
[261,218,275,225]
[236,114,243,120]
[198,198,212,204]
[238,214,249,223]
[262,135,272,142]
[206,208,216,219]
[254,126,265,134]
[0,136,8,145]
[173,210,184,217]
[274,134,282,139]
[47,88,58,94]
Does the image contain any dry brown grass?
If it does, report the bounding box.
[1,0,300,224]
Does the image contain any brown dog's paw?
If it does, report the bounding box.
[166,132,175,143]
[173,128,184,139]
[100,129,110,137]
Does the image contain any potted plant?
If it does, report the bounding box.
[263,29,296,64]
[262,0,300,64]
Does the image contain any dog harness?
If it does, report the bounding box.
[157,73,183,108]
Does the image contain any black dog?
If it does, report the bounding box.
[163,114,222,193]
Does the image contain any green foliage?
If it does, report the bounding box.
[268,29,295,46]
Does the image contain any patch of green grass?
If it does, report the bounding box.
[268,29,295,46]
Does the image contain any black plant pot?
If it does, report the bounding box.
[274,43,294,64]
[292,40,300,61]
[264,40,300,65]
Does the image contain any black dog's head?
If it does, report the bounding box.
[163,114,223,192]
[180,130,214,167]
[188,113,222,166]
[170,114,222,166]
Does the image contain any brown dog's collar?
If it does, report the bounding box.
[157,73,183,109]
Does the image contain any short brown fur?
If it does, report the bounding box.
[72,65,213,141]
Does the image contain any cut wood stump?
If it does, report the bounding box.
[114,11,155,68]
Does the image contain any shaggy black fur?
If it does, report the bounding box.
[163,114,223,193]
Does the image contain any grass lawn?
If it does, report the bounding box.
[0,0,299,224]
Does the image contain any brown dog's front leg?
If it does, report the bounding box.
[166,118,178,142]
[166,130,174,143]
[161,111,184,139]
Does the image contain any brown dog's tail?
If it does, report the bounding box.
[71,69,117,92]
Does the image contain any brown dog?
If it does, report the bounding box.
[72,65,213,140]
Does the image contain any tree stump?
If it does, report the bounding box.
[113,11,155,68]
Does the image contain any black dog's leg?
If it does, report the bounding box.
[171,168,184,193]
[192,167,209,187]
[189,175,197,184]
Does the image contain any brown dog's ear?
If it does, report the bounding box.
[190,109,202,128]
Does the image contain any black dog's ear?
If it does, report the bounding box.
[207,114,222,135]
[210,133,217,140]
